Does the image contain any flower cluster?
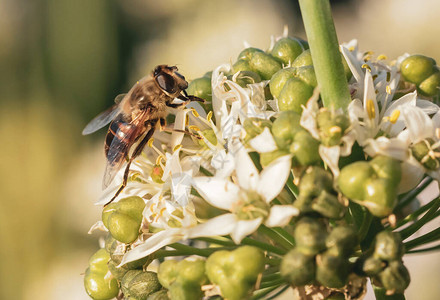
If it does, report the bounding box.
[84,31,440,300]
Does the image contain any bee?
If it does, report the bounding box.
[82,65,205,205]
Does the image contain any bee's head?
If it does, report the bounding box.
[153,65,188,96]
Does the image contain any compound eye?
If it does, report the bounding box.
[153,66,162,77]
[156,73,177,93]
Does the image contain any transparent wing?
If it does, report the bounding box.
[82,104,121,135]
[114,93,126,104]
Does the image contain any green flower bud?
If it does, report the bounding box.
[411,139,440,170]
[271,111,301,149]
[363,178,397,217]
[378,261,410,294]
[157,260,179,289]
[316,251,350,288]
[281,248,315,286]
[168,282,203,300]
[362,256,384,276]
[232,59,253,74]
[296,66,317,88]
[186,77,212,102]
[108,259,130,280]
[243,117,272,143]
[237,47,265,61]
[147,290,169,300]
[270,37,305,65]
[260,149,290,167]
[292,49,313,68]
[294,217,328,255]
[312,190,346,219]
[277,77,314,113]
[84,249,119,300]
[338,161,375,201]
[269,67,296,99]
[374,231,404,261]
[205,246,265,300]
[316,109,350,147]
[102,196,145,243]
[325,226,357,257]
[299,167,334,197]
[233,190,269,220]
[369,156,402,186]
[400,54,436,85]
[121,270,162,300]
[289,130,320,166]
[418,69,440,96]
[108,238,152,269]
[248,51,282,80]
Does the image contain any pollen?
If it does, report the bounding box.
[377,54,388,60]
[386,85,392,95]
[386,72,391,82]
[147,138,155,147]
[389,110,400,124]
[361,64,371,72]
[156,155,164,165]
[366,99,376,119]
[173,144,182,152]
[207,111,213,122]
[191,108,200,117]
[329,126,342,134]
[348,46,355,52]
[189,125,201,132]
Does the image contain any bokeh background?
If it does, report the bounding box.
[1,0,439,299]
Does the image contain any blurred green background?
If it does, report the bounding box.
[1,0,439,299]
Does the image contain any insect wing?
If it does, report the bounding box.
[82,104,122,135]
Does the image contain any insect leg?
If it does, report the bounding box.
[105,124,156,206]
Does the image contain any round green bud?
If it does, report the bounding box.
[177,260,208,286]
[260,149,290,167]
[107,259,130,280]
[418,69,440,96]
[205,246,264,300]
[270,37,305,65]
[147,290,169,300]
[316,109,350,147]
[362,256,384,276]
[374,231,404,261]
[401,54,436,85]
[186,77,212,102]
[88,248,111,273]
[411,139,440,170]
[121,270,162,300]
[168,281,203,300]
[281,248,315,286]
[271,111,301,149]
[296,66,317,88]
[378,261,410,294]
[369,156,402,187]
[363,177,397,217]
[158,260,179,289]
[294,217,328,255]
[316,251,350,288]
[243,117,272,142]
[338,161,375,201]
[84,268,119,300]
[289,130,320,166]
[312,191,346,219]
[248,51,282,80]
[299,167,334,197]
[325,226,357,257]
[232,59,253,74]
[292,49,313,68]
[269,67,296,99]
[237,47,265,61]
[277,77,314,113]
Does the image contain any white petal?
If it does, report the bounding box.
[417,99,440,115]
[402,106,434,142]
[231,140,259,190]
[363,71,379,126]
[319,145,340,178]
[257,155,292,203]
[211,150,235,178]
[162,149,182,182]
[399,156,425,194]
[300,88,320,140]
[192,177,239,210]
[187,214,237,238]
[340,45,364,84]
[171,173,192,207]
[120,229,185,266]
[265,205,299,227]
[249,127,278,153]
[180,155,201,176]
[88,221,108,234]
[230,218,263,244]
[364,137,408,161]
[171,109,190,149]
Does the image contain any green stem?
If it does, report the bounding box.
[358,210,373,242]
[393,198,438,229]
[250,285,283,300]
[398,197,440,240]
[270,227,296,246]
[259,278,286,289]
[242,237,287,256]
[404,227,440,250]
[167,243,223,257]
[258,225,294,250]
[195,236,236,247]
[407,243,440,254]
[261,273,282,282]
[286,171,299,198]
[395,177,433,211]
[298,0,351,110]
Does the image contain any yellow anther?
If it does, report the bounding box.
[386,85,392,95]
[189,125,201,131]
[348,46,355,52]
[329,126,342,134]
[389,110,400,124]
[207,111,213,122]
[377,54,388,60]
[185,115,189,126]
[366,99,376,119]
[361,64,371,72]
[147,138,155,147]
[173,144,182,152]
[386,72,391,82]
[364,51,374,56]
[159,207,166,216]
[155,155,164,165]
[191,108,200,117]
[364,55,372,62]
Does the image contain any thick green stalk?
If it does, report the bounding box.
[298,0,351,110]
